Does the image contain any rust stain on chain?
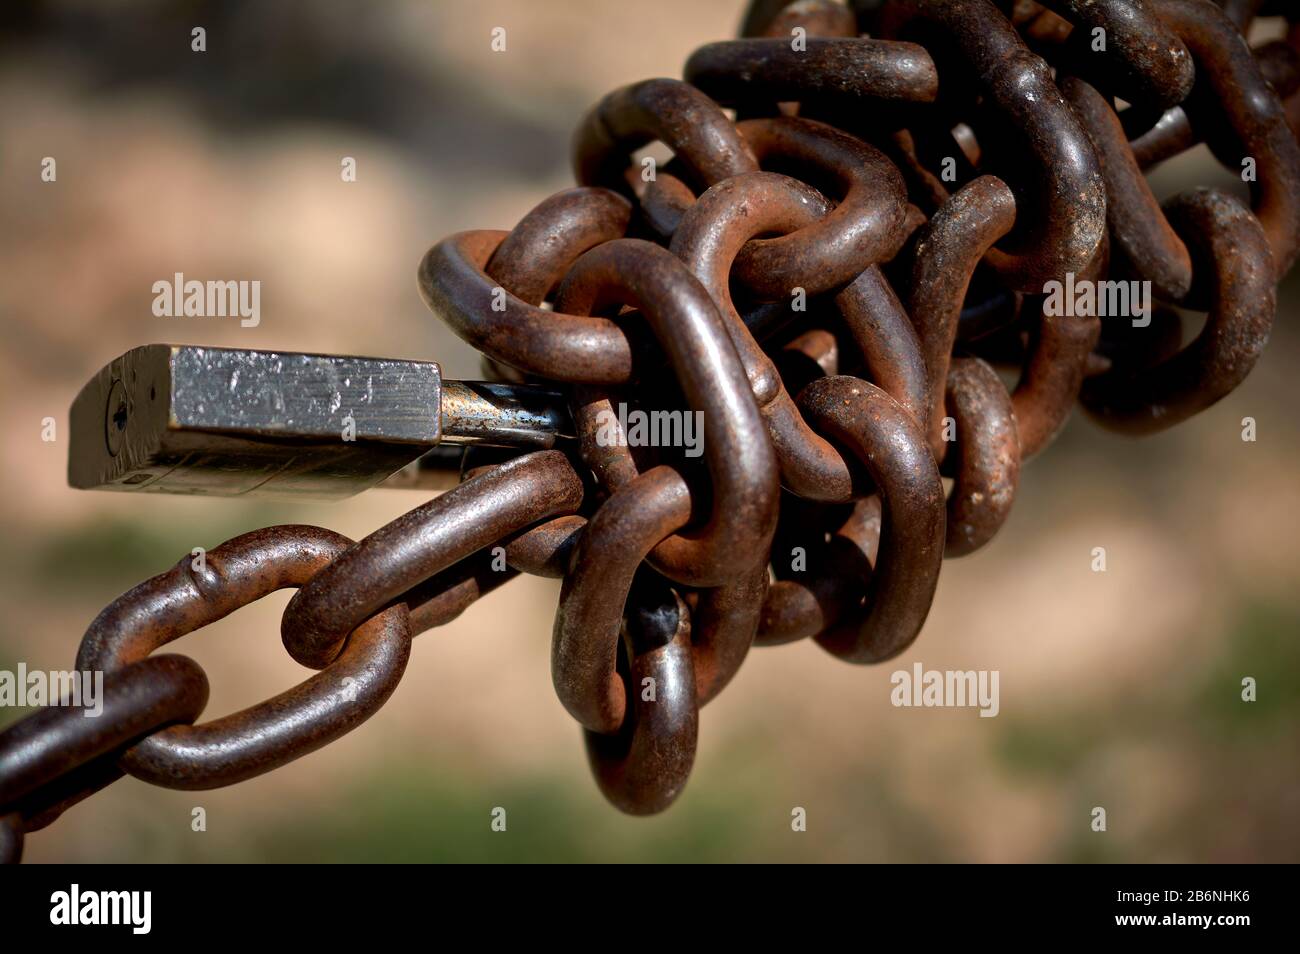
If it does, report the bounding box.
[4,0,1298,859]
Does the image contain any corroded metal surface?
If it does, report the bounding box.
[6,0,1297,860]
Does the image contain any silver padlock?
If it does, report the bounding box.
[68,344,572,500]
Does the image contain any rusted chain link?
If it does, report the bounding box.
[78,526,413,789]
[4,0,1296,861]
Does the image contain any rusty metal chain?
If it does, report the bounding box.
[3,0,1298,863]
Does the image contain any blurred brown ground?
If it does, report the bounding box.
[0,0,1296,862]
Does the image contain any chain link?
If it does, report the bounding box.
[3,0,1298,861]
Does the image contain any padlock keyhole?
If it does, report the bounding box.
[104,378,129,456]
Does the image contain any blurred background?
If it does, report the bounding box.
[1,0,1296,862]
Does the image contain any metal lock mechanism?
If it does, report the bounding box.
[68,345,572,500]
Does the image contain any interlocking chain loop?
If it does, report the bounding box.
[558,239,780,587]
[584,581,698,815]
[573,78,759,195]
[283,451,584,665]
[1032,0,1195,109]
[420,226,639,383]
[554,466,695,734]
[670,170,866,499]
[798,376,945,663]
[77,527,412,789]
[4,0,1298,860]
[732,117,913,296]
[879,0,1108,290]
[0,656,208,828]
[1081,188,1275,432]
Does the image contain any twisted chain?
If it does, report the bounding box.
[3,0,1298,861]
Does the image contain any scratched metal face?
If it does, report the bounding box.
[168,346,442,443]
[67,344,444,499]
